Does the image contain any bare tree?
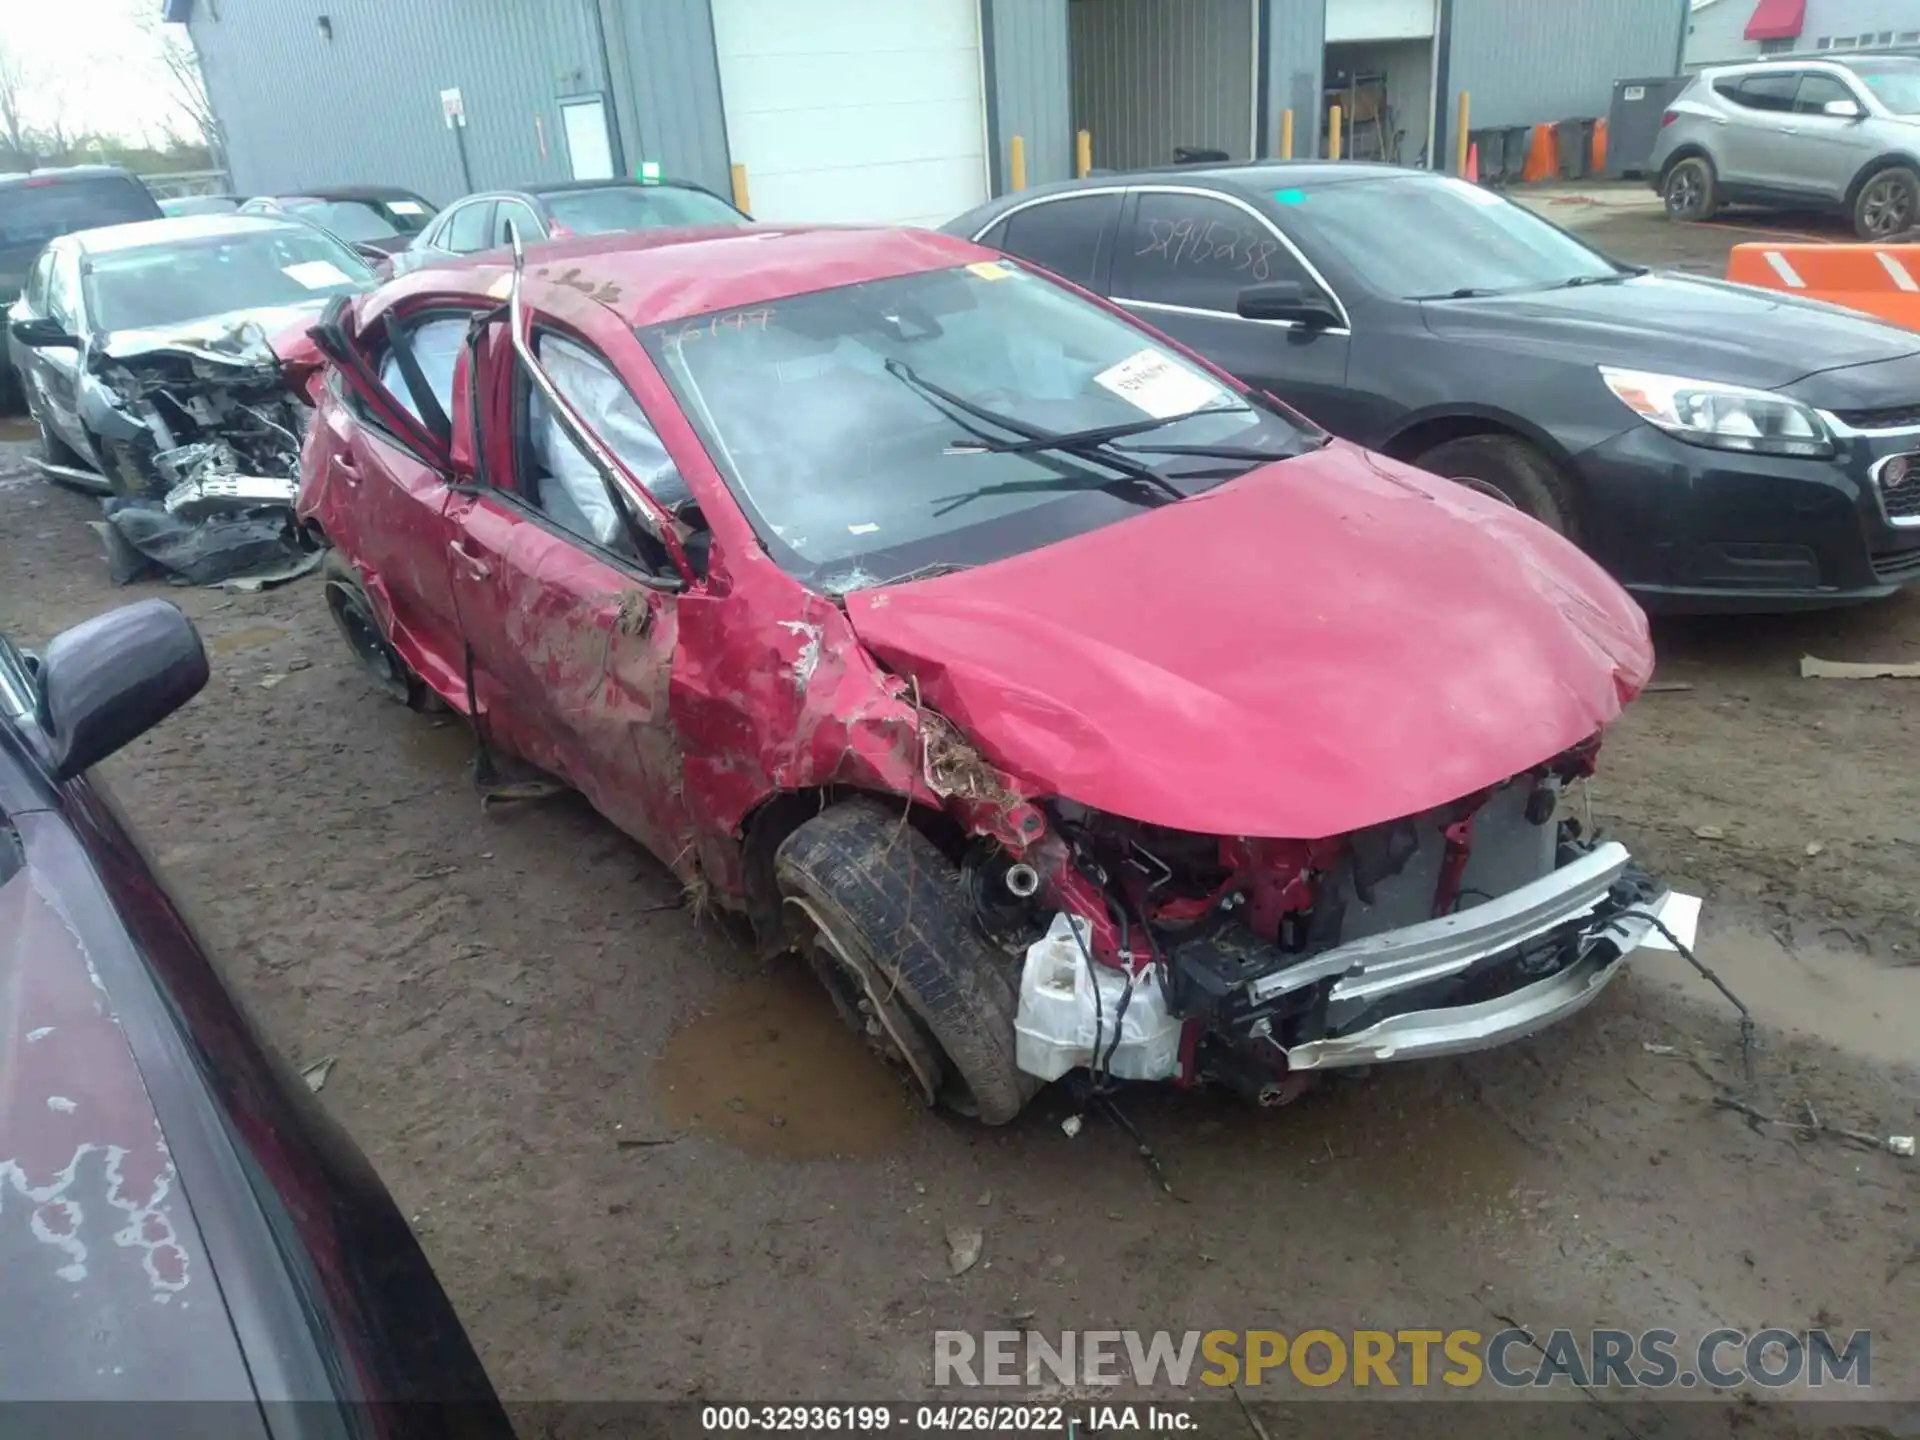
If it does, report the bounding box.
[135,9,224,164]
[0,39,35,166]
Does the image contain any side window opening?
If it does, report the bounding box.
[378,315,468,428]
[445,202,494,254]
[514,333,693,575]
[995,194,1121,292]
[1111,192,1308,312]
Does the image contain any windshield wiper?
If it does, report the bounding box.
[1409,286,1511,300]
[1551,266,1649,289]
[943,400,1252,455]
[886,359,1188,506]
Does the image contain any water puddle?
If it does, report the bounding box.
[655,963,919,1159]
[207,623,291,654]
[1634,917,1917,1067]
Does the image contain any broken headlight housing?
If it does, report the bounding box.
[1599,366,1835,459]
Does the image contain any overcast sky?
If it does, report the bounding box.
[6,0,185,146]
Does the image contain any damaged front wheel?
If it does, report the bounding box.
[775,798,1031,1125]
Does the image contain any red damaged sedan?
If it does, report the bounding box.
[296,223,1673,1123]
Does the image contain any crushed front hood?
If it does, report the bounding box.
[100,302,331,370]
[845,443,1652,840]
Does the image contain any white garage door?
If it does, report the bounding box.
[711,0,990,229]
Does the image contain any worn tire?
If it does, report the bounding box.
[322,549,438,710]
[1853,165,1919,242]
[775,798,1030,1125]
[1662,155,1721,223]
[1415,433,1578,537]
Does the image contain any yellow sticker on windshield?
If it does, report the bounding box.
[966,261,1013,281]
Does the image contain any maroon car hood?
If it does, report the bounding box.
[844,442,1652,840]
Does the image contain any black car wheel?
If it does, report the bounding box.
[1854,167,1919,241]
[1416,434,1577,537]
[322,550,439,710]
[1662,156,1720,223]
[775,797,1030,1125]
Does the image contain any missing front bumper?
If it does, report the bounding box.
[1171,842,1681,1075]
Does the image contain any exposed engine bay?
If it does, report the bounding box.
[962,745,1675,1105]
[83,323,318,587]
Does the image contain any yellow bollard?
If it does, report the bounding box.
[1076,129,1092,179]
[1456,92,1471,176]
[1328,104,1342,161]
[730,162,751,213]
[1279,109,1294,161]
[1011,135,1027,190]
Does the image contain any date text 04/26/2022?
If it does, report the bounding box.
[700,1405,1195,1433]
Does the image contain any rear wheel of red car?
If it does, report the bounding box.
[322,550,437,710]
[1662,155,1720,223]
[775,797,1030,1126]
[1415,433,1577,537]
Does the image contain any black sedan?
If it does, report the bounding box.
[240,184,438,260]
[946,163,1920,612]
[0,600,511,1428]
[390,176,748,277]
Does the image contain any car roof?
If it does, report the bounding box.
[287,184,428,202]
[0,165,146,191]
[946,160,1426,228]
[66,212,311,254]
[389,223,992,327]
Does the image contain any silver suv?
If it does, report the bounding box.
[1650,55,1920,239]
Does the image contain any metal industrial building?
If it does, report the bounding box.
[174,0,1690,225]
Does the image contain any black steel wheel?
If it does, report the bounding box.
[322,550,436,709]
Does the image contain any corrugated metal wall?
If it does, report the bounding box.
[186,0,730,203]
[1446,0,1688,129]
[986,0,1073,188]
[189,0,608,201]
[607,0,732,195]
[1262,0,1327,157]
[1068,0,1258,171]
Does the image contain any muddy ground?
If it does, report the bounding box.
[1,205,1915,1424]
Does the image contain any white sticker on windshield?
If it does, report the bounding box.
[282,260,354,289]
[389,200,427,215]
[847,522,880,535]
[1093,348,1226,419]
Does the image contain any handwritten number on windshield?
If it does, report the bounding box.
[665,307,774,349]
[1135,218,1277,281]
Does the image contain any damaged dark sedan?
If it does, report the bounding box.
[8,213,372,500]
[7,214,375,584]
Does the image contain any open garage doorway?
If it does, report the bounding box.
[1068,0,1259,172]
[1321,0,1440,165]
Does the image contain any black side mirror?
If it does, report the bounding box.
[38,600,208,783]
[1236,281,1340,328]
[11,316,80,349]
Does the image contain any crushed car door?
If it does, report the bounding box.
[445,323,697,868]
[309,300,473,701]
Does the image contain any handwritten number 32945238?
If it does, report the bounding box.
[1136,218,1277,282]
